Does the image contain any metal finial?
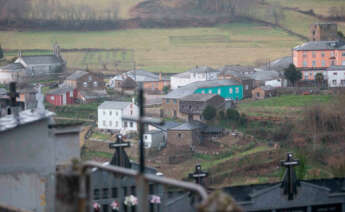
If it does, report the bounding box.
[280,152,300,200]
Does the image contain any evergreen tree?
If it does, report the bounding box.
[202,105,216,120]
[284,64,302,87]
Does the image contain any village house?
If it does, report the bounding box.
[293,40,345,81]
[108,70,170,94]
[170,66,219,89]
[0,63,25,84]
[218,65,256,98]
[17,86,37,110]
[252,85,277,100]
[310,23,338,41]
[14,45,65,77]
[143,130,166,149]
[178,94,225,122]
[97,101,139,134]
[45,87,76,106]
[0,86,81,212]
[163,79,243,119]
[63,70,106,103]
[326,65,345,87]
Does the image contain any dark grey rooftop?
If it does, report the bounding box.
[165,79,241,99]
[248,70,280,81]
[220,65,256,74]
[327,65,345,71]
[259,56,292,73]
[223,178,345,202]
[294,40,345,51]
[188,66,219,73]
[150,121,182,132]
[18,55,64,65]
[180,93,218,102]
[66,70,88,80]
[47,87,74,95]
[170,120,207,131]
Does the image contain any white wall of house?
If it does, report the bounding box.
[0,71,17,84]
[327,70,345,87]
[98,103,139,133]
[171,75,192,89]
[265,79,282,87]
[143,133,152,148]
[171,71,219,90]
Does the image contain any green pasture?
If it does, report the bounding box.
[0,22,301,72]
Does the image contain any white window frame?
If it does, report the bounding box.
[51,96,55,100]
[83,82,87,87]
[235,87,239,93]
[229,88,233,94]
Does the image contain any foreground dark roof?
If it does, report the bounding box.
[222,178,345,202]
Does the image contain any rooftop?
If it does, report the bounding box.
[188,66,219,73]
[180,93,218,102]
[112,70,166,82]
[165,79,241,99]
[220,65,256,74]
[66,70,88,80]
[0,63,25,72]
[18,55,64,65]
[294,40,345,51]
[170,120,207,131]
[327,65,345,71]
[149,121,182,132]
[47,87,74,95]
[98,101,132,110]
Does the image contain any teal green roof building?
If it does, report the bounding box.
[164,79,243,100]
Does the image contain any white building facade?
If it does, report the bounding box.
[326,66,345,87]
[98,101,139,133]
[170,66,219,89]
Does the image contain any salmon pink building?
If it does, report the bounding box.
[293,40,345,80]
[45,87,76,106]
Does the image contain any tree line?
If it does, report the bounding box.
[0,0,119,28]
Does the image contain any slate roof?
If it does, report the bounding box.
[112,70,165,82]
[66,70,88,80]
[293,40,345,51]
[258,85,275,91]
[165,79,241,99]
[188,66,219,73]
[327,65,345,71]
[170,120,207,131]
[259,56,292,73]
[171,71,191,79]
[150,121,182,132]
[222,178,345,202]
[47,87,74,95]
[0,63,25,72]
[220,65,256,74]
[19,55,64,65]
[180,93,218,102]
[98,101,131,110]
[79,90,108,100]
[248,70,280,81]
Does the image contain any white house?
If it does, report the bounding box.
[98,100,139,133]
[170,66,219,89]
[143,130,165,149]
[326,66,345,87]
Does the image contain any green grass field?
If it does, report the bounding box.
[238,94,334,118]
[1,22,301,72]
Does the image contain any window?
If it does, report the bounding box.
[208,90,212,94]
[341,80,345,85]
[50,96,55,100]
[217,89,221,94]
[174,99,177,104]
[245,85,249,90]
[103,111,105,116]
[149,184,155,195]
[131,186,136,195]
[109,111,112,115]
[303,53,307,58]
[94,189,100,200]
[130,122,133,127]
[83,82,87,87]
[124,121,128,128]
[303,60,307,66]
[103,120,106,126]
[342,61,345,65]
[331,60,335,65]
[312,52,316,58]
[312,61,316,67]
[201,90,205,94]
[109,121,112,126]
[103,188,109,199]
[102,205,108,212]
[333,72,338,75]
[115,111,118,116]
[321,52,325,57]
[88,76,92,81]
[321,60,325,67]
[333,80,337,85]
[235,87,239,93]
[111,187,118,198]
[178,133,182,139]
[115,121,118,127]
[144,135,148,140]
[256,92,260,97]
[69,91,73,97]
[342,52,345,56]
[331,52,335,57]
[229,88,233,94]
[122,187,128,196]
[166,99,169,103]
[93,81,98,87]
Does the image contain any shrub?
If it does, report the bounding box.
[226,108,240,121]
[203,105,217,120]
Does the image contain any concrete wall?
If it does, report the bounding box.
[0,118,55,212]
[53,128,80,165]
